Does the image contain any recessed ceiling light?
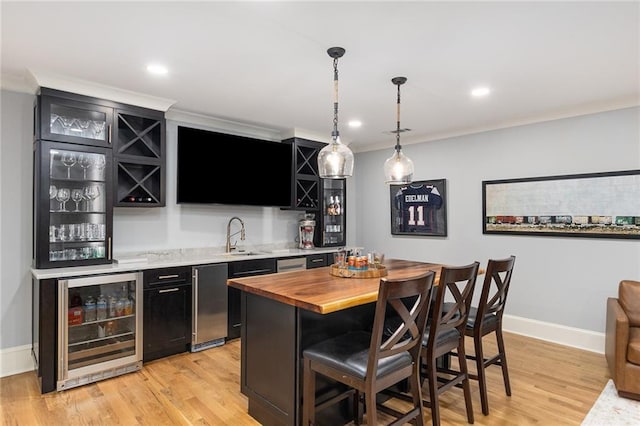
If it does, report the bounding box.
[147,64,168,75]
[471,87,490,97]
[348,120,362,128]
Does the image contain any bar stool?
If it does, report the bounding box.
[464,255,516,415]
[302,271,435,425]
[420,262,480,426]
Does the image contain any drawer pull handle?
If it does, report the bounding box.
[311,258,323,263]
[158,274,180,280]
[158,288,179,293]
[234,268,272,277]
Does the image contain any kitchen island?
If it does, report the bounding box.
[227,259,444,426]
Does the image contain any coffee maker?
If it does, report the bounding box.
[298,214,316,250]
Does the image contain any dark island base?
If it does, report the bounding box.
[240,292,376,425]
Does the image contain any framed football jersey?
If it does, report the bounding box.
[390,179,447,236]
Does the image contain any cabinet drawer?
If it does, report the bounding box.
[228,259,276,278]
[143,266,191,287]
[306,253,330,269]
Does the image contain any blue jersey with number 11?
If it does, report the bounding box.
[394,184,443,233]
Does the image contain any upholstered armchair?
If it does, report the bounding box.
[606,280,640,400]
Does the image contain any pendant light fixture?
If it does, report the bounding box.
[318,47,354,179]
[384,76,414,184]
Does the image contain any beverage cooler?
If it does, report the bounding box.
[57,272,142,391]
[316,178,346,247]
[33,140,113,268]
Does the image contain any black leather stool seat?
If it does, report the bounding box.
[304,330,412,380]
[466,307,498,332]
[421,327,460,348]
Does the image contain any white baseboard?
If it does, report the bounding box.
[0,316,605,378]
[0,344,36,378]
[503,314,605,354]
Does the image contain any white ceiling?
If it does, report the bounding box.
[2,1,639,152]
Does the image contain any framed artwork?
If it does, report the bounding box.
[483,169,640,239]
[390,179,447,236]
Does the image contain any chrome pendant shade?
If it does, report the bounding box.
[384,76,414,184]
[318,47,354,179]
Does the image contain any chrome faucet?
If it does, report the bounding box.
[226,216,246,253]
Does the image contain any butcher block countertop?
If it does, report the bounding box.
[227,258,446,314]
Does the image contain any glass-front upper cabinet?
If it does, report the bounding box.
[318,178,346,247]
[36,88,114,148]
[34,140,113,269]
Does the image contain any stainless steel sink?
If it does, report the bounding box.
[223,251,266,257]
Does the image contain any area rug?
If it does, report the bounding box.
[581,380,640,425]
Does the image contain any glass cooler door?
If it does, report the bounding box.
[58,272,142,391]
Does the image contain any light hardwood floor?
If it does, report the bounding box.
[1,332,609,425]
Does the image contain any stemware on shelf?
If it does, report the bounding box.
[76,119,91,138]
[60,116,77,135]
[56,187,70,211]
[83,185,100,211]
[61,152,77,179]
[71,188,84,212]
[92,155,106,180]
[77,154,92,179]
[92,121,106,139]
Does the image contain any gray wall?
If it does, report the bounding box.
[353,107,640,333]
[1,90,35,349]
[1,88,638,352]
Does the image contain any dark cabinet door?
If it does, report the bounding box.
[143,267,192,362]
[37,89,114,148]
[317,178,346,247]
[33,140,113,269]
[227,259,277,340]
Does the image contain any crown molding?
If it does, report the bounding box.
[28,69,176,112]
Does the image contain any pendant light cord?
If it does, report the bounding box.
[395,81,402,152]
[333,56,340,141]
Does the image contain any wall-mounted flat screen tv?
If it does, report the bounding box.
[177,126,292,207]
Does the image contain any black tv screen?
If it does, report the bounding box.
[177,126,292,207]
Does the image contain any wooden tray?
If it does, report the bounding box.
[329,264,388,278]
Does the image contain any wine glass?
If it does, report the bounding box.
[60,116,76,135]
[71,188,84,212]
[83,185,100,211]
[77,154,92,179]
[76,119,91,138]
[56,187,70,211]
[49,184,57,212]
[92,155,106,180]
[60,152,77,179]
[92,121,106,139]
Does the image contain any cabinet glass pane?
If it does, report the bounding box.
[50,104,107,142]
[48,148,107,262]
[322,179,345,245]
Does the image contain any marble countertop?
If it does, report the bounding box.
[31,245,340,280]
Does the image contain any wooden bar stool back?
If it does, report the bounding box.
[465,255,516,415]
[420,261,480,426]
[302,271,435,425]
